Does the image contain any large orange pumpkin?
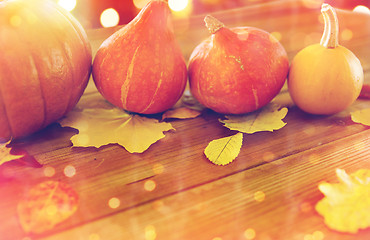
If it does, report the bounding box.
[0,0,92,142]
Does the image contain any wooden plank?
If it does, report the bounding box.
[40,129,370,240]
[0,1,369,239]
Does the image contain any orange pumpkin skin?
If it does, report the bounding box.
[288,4,363,115]
[92,0,187,115]
[288,44,363,115]
[188,25,289,115]
[0,0,92,142]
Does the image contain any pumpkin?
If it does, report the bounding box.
[188,15,289,114]
[92,0,187,115]
[288,4,363,115]
[0,0,92,142]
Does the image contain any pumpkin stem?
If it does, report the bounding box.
[320,3,339,49]
[204,15,225,34]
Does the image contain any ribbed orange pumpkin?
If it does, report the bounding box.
[0,0,92,142]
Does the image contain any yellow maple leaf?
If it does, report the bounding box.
[17,181,78,233]
[59,92,175,153]
[0,141,24,166]
[351,108,370,126]
[162,107,201,121]
[204,132,243,165]
[220,104,288,134]
[315,168,370,233]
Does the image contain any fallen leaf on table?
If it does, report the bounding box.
[315,168,370,233]
[59,92,175,153]
[0,141,25,166]
[220,104,288,134]
[162,107,201,121]
[17,181,79,234]
[351,108,370,126]
[204,132,243,166]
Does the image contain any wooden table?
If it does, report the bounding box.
[1,1,370,239]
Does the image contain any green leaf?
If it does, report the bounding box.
[204,132,243,166]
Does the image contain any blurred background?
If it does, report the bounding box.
[54,0,370,29]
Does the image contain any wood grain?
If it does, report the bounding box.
[0,1,369,240]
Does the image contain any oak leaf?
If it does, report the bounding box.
[351,108,370,126]
[59,92,175,153]
[0,141,24,166]
[315,168,370,233]
[220,104,288,134]
[17,181,78,234]
[204,132,243,165]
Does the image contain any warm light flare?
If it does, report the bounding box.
[100,8,120,28]
[168,0,189,12]
[133,0,151,9]
[353,5,370,15]
[57,0,76,12]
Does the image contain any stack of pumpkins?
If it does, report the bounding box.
[0,0,364,142]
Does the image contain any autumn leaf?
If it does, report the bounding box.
[162,107,201,121]
[315,168,370,233]
[204,132,243,165]
[0,141,25,166]
[220,104,288,134]
[59,92,175,153]
[351,108,370,126]
[17,181,78,234]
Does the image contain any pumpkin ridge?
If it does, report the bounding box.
[44,0,92,114]
[141,71,164,113]
[23,3,71,127]
[27,51,48,128]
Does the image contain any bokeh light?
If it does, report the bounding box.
[43,166,56,177]
[341,29,353,41]
[133,0,151,9]
[89,233,100,240]
[244,228,256,240]
[64,165,76,178]
[10,15,22,27]
[353,5,370,14]
[145,225,157,240]
[108,197,121,209]
[144,180,156,192]
[57,0,77,12]
[100,8,120,28]
[254,191,266,202]
[168,0,189,12]
[152,163,164,175]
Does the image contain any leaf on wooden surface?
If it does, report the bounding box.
[59,92,175,153]
[351,108,370,126]
[204,132,243,166]
[162,107,201,121]
[17,181,79,234]
[315,168,370,233]
[220,104,288,134]
[0,141,25,166]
